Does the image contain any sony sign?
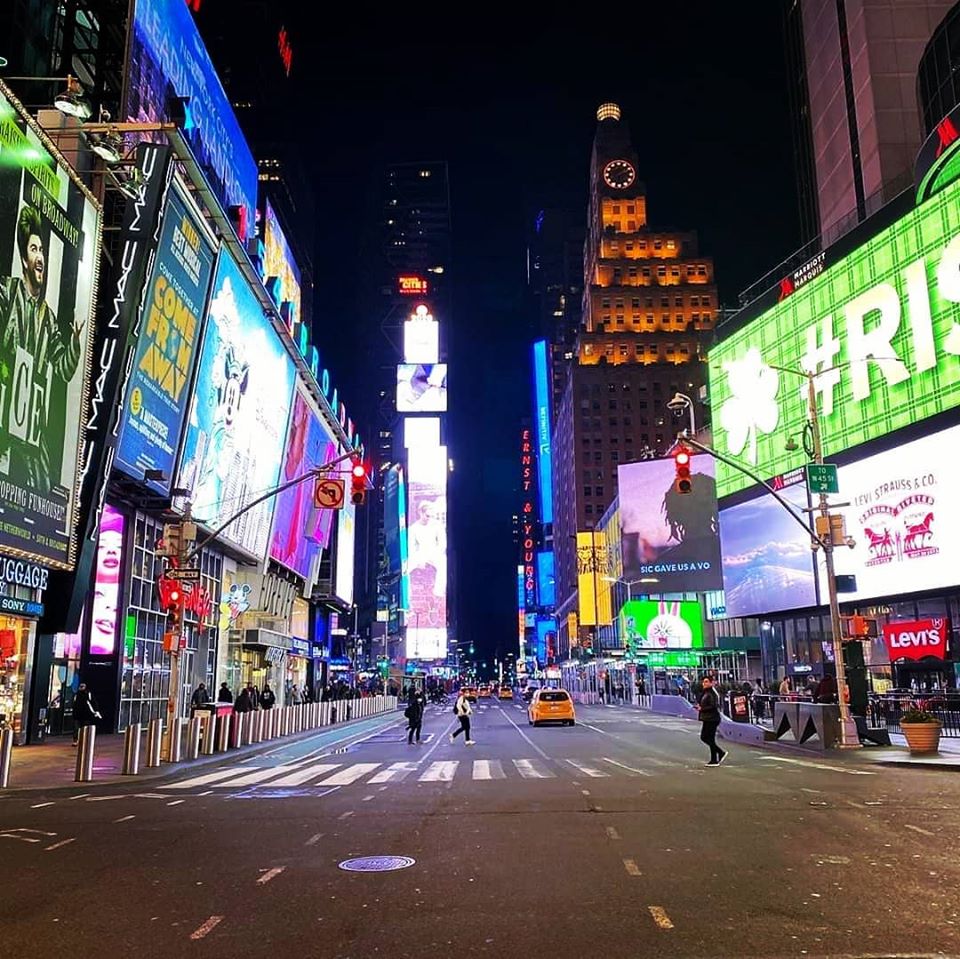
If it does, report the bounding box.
[882,618,949,662]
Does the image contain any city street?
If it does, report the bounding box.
[1,703,958,958]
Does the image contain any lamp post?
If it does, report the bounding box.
[667,392,697,437]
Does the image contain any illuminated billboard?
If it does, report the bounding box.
[397,363,447,412]
[537,550,556,607]
[709,173,960,497]
[384,464,401,576]
[115,181,215,494]
[404,417,440,449]
[334,500,356,607]
[576,532,612,627]
[823,424,960,604]
[618,455,723,592]
[176,249,296,559]
[262,200,302,331]
[403,308,439,364]
[533,339,554,524]
[269,384,338,579]
[405,444,447,659]
[621,599,705,650]
[90,505,125,656]
[0,85,102,568]
[126,0,258,239]
[719,480,816,619]
[398,276,428,296]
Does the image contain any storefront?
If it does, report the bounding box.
[286,637,310,701]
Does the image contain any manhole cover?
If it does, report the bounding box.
[338,856,416,873]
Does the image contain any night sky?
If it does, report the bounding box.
[289,6,802,668]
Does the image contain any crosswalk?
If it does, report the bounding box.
[160,755,665,793]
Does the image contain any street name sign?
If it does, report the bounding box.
[805,463,839,494]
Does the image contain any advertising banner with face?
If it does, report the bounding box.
[0,85,101,568]
[115,182,215,493]
[176,249,295,559]
[269,384,337,578]
[618,454,723,593]
[89,504,125,656]
[620,599,705,649]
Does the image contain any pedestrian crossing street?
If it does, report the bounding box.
[159,755,671,793]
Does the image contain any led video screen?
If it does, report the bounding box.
[262,200,302,329]
[620,599,705,650]
[404,317,439,364]
[397,364,447,413]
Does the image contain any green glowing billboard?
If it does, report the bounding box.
[709,175,960,497]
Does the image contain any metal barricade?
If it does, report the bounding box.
[146,718,164,767]
[122,723,141,775]
[0,727,13,788]
[75,725,96,782]
[201,713,216,755]
[186,716,202,760]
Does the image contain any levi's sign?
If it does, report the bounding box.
[709,175,960,497]
[881,617,949,662]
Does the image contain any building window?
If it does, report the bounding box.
[627,205,635,213]
[698,265,707,276]
[612,206,621,214]
[675,296,683,307]
[690,295,699,306]
[585,504,594,515]
[583,486,592,498]
[595,486,604,497]
[611,451,620,462]
[657,266,666,278]
[654,239,662,250]
[667,239,675,249]
[627,221,635,230]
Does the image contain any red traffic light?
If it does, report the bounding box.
[674,447,693,495]
[351,463,366,479]
[350,458,368,505]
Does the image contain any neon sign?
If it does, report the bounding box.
[398,275,428,295]
[278,26,293,76]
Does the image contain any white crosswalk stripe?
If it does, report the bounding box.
[564,759,610,778]
[369,762,419,783]
[163,767,262,790]
[268,763,341,786]
[316,763,381,786]
[513,759,554,779]
[218,765,304,787]
[472,760,505,780]
[420,761,458,782]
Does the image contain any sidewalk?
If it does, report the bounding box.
[1,708,403,792]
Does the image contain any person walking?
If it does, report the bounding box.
[778,676,792,698]
[260,683,276,709]
[217,681,233,704]
[190,682,211,712]
[72,682,101,744]
[696,675,726,767]
[449,688,475,745]
[406,688,426,745]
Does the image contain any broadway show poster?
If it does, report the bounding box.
[269,384,337,579]
[176,248,295,560]
[114,182,215,493]
[618,453,723,593]
[0,84,101,568]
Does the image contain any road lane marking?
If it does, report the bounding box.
[257,867,285,885]
[649,906,674,929]
[317,763,381,786]
[499,708,552,759]
[606,826,621,840]
[581,789,591,796]
[163,768,253,789]
[566,759,609,778]
[68,793,90,800]
[420,761,457,782]
[362,795,375,802]
[87,795,125,802]
[214,765,303,787]
[623,859,642,876]
[166,800,185,806]
[369,762,418,783]
[114,815,136,823]
[472,760,505,780]
[30,802,55,808]
[190,916,223,940]
[305,833,323,846]
[905,823,936,837]
[513,759,554,779]
[267,763,341,786]
[338,810,354,820]
[601,757,652,777]
[45,838,76,851]
[758,755,875,775]
[198,791,213,796]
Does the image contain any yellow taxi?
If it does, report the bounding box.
[527,688,576,727]
[498,686,514,700]
[478,684,493,699]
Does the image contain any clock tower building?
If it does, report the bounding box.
[552,103,718,655]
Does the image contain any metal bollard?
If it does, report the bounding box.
[146,718,164,767]
[75,724,96,782]
[0,727,13,788]
[201,714,216,755]
[313,702,320,727]
[231,712,244,748]
[216,713,230,752]
[122,723,142,775]
[186,716,202,760]
[168,718,183,763]
[255,710,265,743]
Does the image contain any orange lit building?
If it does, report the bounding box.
[553,103,717,655]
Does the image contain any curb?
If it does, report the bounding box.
[1,707,405,794]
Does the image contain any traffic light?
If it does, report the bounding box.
[350,458,367,506]
[674,447,693,494]
[163,585,182,630]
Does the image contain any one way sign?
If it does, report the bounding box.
[314,477,345,510]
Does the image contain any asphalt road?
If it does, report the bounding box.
[2,700,959,959]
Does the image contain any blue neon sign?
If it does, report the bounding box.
[533,340,553,524]
[536,550,556,608]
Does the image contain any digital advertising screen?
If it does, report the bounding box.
[397,363,447,413]
[708,173,960,498]
[0,85,101,568]
[383,464,401,577]
[719,480,817,619]
[176,249,296,560]
[537,549,556,608]
[823,424,960,604]
[114,181,215,494]
[126,0,258,240]
[398,465,410,612]
[403,313,439,364]
[618,454,723,593]
[89,504,125,656]
[620,599,705,650]
[262,200,302,330]
[334,500,356,607]
[405,444,447,660]
[269,384,338,579]
[404,416,440,449]
[533,339,554,524]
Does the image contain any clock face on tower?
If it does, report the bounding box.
[603,159,636,189]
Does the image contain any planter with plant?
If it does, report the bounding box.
[899,706,942,754]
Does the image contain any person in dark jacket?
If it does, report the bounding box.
[260,684,276,709]
[816,672,837,704]
[234,685,254,713]
[405,688,426,745]
[72,683,100,744]
[191,683,211,708]
[217,682,233,704]
[696,676,727,767]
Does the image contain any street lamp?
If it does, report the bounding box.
[667,392,697,436]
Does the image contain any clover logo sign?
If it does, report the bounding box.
[719,348,780,465]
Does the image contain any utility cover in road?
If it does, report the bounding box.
[314,477,345,510]
[338,856,415,872]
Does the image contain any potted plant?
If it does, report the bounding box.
[899,706,942,754]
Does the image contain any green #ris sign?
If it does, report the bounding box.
[709,175,960,498]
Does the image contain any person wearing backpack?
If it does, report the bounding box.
[696,675,727,767]
[449,688,475,745]
[405,687,425,745]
